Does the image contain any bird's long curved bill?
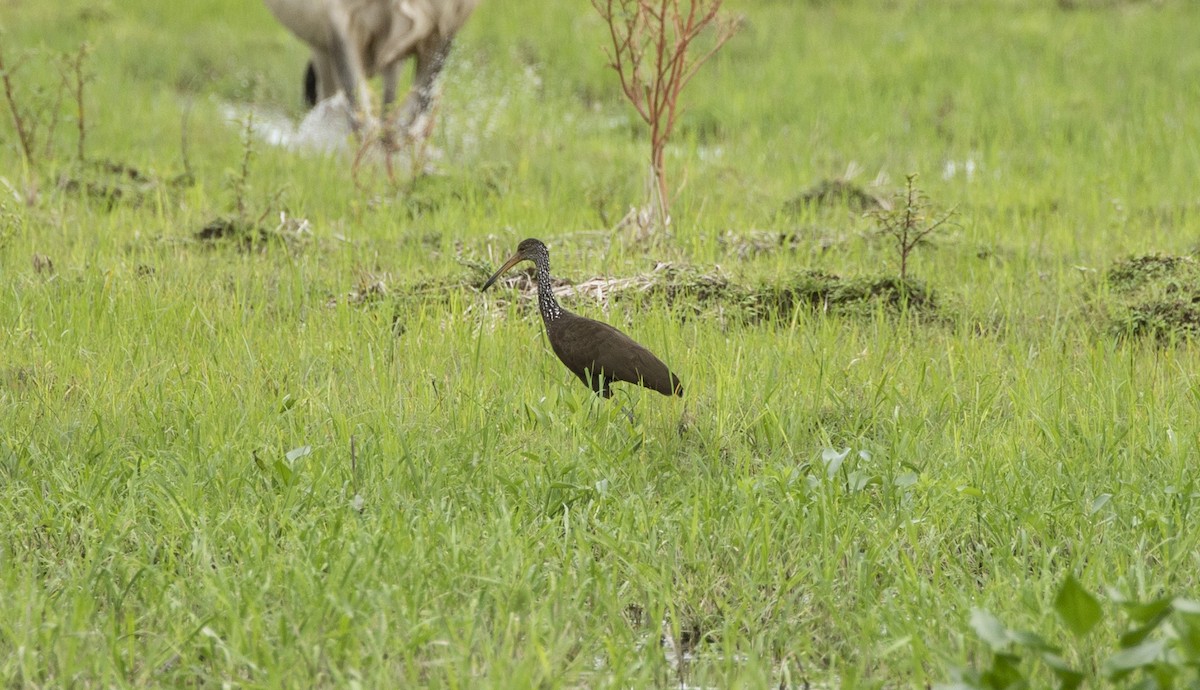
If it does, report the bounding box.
[481,252,523,290]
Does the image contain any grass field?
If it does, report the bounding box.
[3,0,1200,687]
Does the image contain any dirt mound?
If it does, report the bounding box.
[1100,253,1200,341]
[1106,254,1200,292]
[783,179,885,214]
[745,271,936,321]
[471,262,940,324]
[194,213,311,251]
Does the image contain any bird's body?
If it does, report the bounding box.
[483,239,683,398]
[545,308,681,398]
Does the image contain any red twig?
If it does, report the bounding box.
[0,46,36,167]
[70,43,92,162]
[593,0,739,225]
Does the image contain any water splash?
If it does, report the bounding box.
[219,94,356,153]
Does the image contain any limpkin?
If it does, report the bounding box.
[481,238,683,398]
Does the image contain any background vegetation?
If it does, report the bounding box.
[2,0,1199,686]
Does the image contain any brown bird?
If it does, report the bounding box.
[482,238,683,398]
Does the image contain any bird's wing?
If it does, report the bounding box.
[560,316,680,395]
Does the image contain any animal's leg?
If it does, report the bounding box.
[380,62,400,112]
[303,61,318,107]
[328,30,372,128]
[311,51,338,103]
[373,62,403,151]
[391,37,453,138]
[413,39,453,115]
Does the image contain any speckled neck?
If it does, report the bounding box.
[533,252,563,323]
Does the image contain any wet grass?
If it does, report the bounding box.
[3,0,1200,687]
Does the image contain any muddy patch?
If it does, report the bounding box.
[57,159,192,210]
[194,213,311,252]
[195,217,264,243]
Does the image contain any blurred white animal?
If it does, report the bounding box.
[262,0,481,134]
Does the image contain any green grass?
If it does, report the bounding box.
[3,0,1200,686]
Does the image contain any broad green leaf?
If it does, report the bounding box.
[1120,614,1170,649]
[1147,663,1179,689]
[273,458,293,486]
[970,608,1010,651]
[822,447,850,477]
[1172,597,1200,615]
[1088,493,1112,514]
[1120,596,1173,625]
[1103,639,1166,678]
[847,470,880,492]
[936,666,985,690]
[1054,575,1102,637]
[1008,629,1055,652]
[981,652,1026,689]
[1040,652,1083,690]
[1173,605,1200,659]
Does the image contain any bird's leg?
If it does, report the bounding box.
[613,388,636,425]
[620,405,636,425]
[392,38,452,142]
[676,400,693,436]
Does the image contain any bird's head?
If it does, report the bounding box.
[481,238,548,290]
